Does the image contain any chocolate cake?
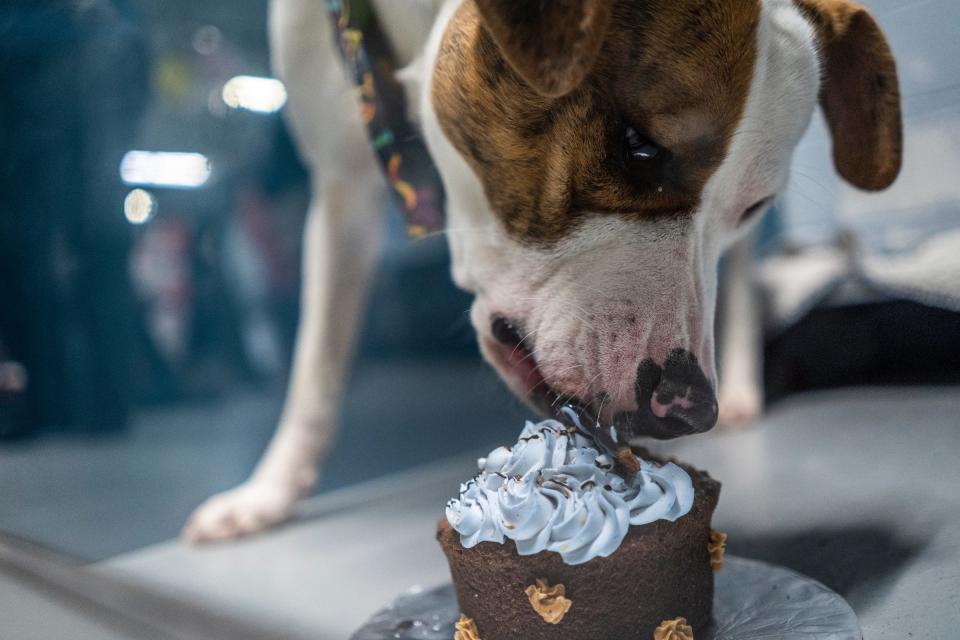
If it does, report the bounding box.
[437,416,721,639]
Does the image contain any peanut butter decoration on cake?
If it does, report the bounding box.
[454,614,481,640]
[615,446,642,473]
[524,578,573,624]
[654,616,694,640]
[708,528,728,571]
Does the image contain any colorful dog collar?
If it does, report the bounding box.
[327,0,446,237]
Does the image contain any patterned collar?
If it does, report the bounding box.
[326,0,445,237]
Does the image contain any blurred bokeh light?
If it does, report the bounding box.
[221,75,287,114]
[120,150,211,189]
[124,188,158,224]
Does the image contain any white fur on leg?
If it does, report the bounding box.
[183,0,386,543]
[182,480,302,543]
[182,179,384,542]
[718,379,763,428]
[717,233,764,429]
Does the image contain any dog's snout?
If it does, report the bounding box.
[485,311,718,440]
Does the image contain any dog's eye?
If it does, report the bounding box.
[740,197,772,224]
[624,127,660,160]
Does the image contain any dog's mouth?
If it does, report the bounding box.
[485,316,554,414]
[485,316,596,422]
[484,316,718,445]
[485,316,637,468]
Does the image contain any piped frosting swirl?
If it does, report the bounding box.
[445,416,694,565]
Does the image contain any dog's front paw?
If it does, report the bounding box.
[717,386,763,429]
[182,479,302,544]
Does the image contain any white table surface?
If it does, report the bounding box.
[99,386,960,639]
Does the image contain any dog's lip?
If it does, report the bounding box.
[482,334,544,391]
[481,335,557,413]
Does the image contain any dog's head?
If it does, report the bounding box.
[422,0,901,438]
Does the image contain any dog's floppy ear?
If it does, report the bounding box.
[796,0,902,190]
[473,0,613,98]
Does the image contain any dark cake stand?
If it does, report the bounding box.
[351,556,860,639]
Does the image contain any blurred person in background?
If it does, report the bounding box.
[0,0,150,436]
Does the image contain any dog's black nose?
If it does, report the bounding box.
[651,375,718,434]
[619,349,717,439]
[651,349,717,435]
[491,316,524,347]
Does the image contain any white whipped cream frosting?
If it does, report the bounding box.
[445,418,695,565]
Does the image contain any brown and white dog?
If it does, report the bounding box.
[184,0,901,541]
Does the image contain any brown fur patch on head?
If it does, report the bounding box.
[794,0,902,190]
[432,0,761,244]
[474,0,614,98]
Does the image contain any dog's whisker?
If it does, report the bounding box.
[508,327,541,358]
[790,168,835,196]
[546,363,585,384]
[582,370,606,402]
[512,296,598,332]
[414,224,498,242]
[515,348,541,367]
[786,184,834,211]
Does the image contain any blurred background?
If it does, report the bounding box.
[0,0,958,564]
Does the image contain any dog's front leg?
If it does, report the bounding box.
[183,177,383,542]
[717,232,764,428]
[182,0,387,542]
